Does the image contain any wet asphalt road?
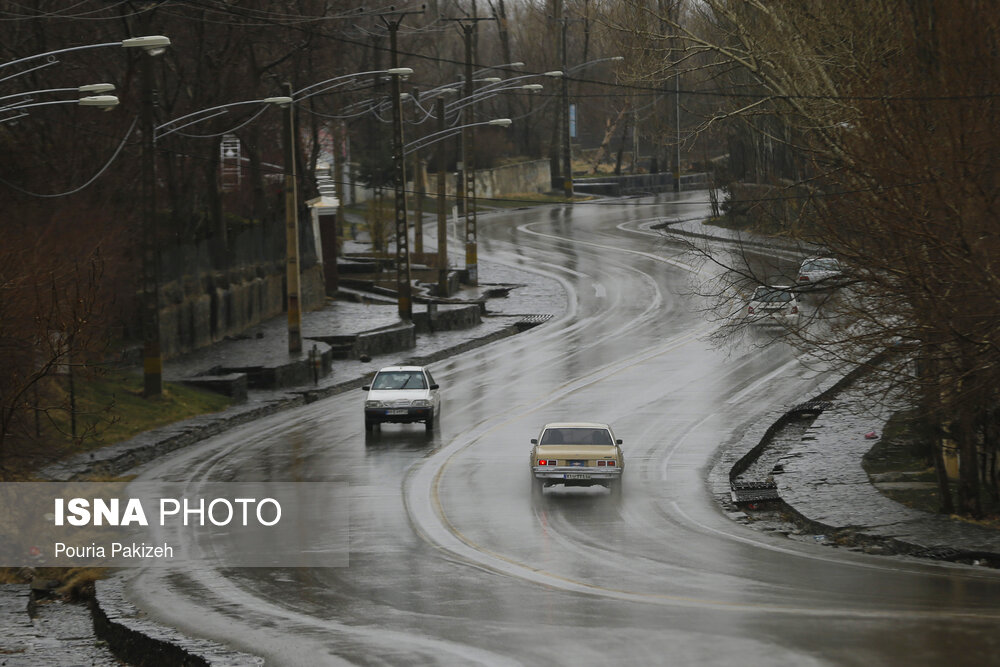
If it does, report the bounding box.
[126,193,1000,666]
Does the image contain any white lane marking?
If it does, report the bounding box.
[516,222,699,273]
[725,358,802,405]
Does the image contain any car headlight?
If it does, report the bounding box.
[365,400,383,408]
[410,399,431,407]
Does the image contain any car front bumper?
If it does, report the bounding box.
[365,407,433,423]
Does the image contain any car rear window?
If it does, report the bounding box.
[752,287,793,303]
[540,428,613,445]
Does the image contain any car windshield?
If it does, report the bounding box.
[752,287,793,303]
[372,371,426,390]
[540,428,613,445]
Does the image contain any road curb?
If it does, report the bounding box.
[92,573,263,667]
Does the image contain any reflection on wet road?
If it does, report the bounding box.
[128,192,1000,666]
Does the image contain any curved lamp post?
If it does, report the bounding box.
[285,68,413,324]
[3,36,168,395]
[0,83,115,108]
[1,36,169,83]
[445,74,555,284]
[0,94,119,123]
[155,96,294,352]
[402,116,512,298]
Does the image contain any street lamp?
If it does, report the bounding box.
[473,62,524,76]
[402,112,512,298]
[444,72,561,115]
[1,36,170,82]
[451,70,557,286]
[3,36,169,395]
[272,68,414,330]
[403,117,512,155]
[0,83,115,108]
[0,94,119,122]
[154,96,291,139]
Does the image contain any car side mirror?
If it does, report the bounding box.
[362,385,371,391]
[616,439,623,445]
[430,383,439,390]
[530,439,538,445]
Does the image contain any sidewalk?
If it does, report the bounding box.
[770,375,1000,561]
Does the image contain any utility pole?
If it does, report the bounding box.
[436,97,449,296]
[282,81,302,353]
[674,65,681,192]
[560,18,573,199]
[411,87,424,256]
[551,9,583,200]
[140,43,162,396]
[445,17,495,286]
[461,22,478,284]
[382,7,423,320]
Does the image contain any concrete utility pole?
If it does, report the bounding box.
[436,97,449,296]
[282,81,303,354]
[445,16,495,286]
[552,10,583,200]
[461,23,478,284]
[411,88,424,257]
[560,19,573,199]
[140,40,163,396]
[382,7,423,320]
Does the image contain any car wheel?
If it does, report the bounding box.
[531,476,544,498]
[609,479,623,498]
[364,419,376,432]
[425,415,435,431]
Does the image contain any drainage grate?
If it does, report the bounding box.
[516,314,553,331]
[788,400,832,417]
[731,480,780,504]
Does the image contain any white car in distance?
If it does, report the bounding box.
[363,365,440,432]
[746,285,800,326]
[797,257,843,289]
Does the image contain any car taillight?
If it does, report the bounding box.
[791,305,798,314]
[748,306,755,314]
[798,275,809,282]
[538,460,556,466]
[606,460,616,467]
[597,460,616,466]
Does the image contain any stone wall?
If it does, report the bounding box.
[348,159,552,204]
[158,264,325,360]
[153,217,325,360]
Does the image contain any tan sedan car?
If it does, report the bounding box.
[530,422,624,496]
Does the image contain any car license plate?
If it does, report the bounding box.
[386,409,407,415]
[565,473,591,480]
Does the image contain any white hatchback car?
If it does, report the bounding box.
[797,257,843,289]
[747,285,800,326]
[363,366,440,431]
